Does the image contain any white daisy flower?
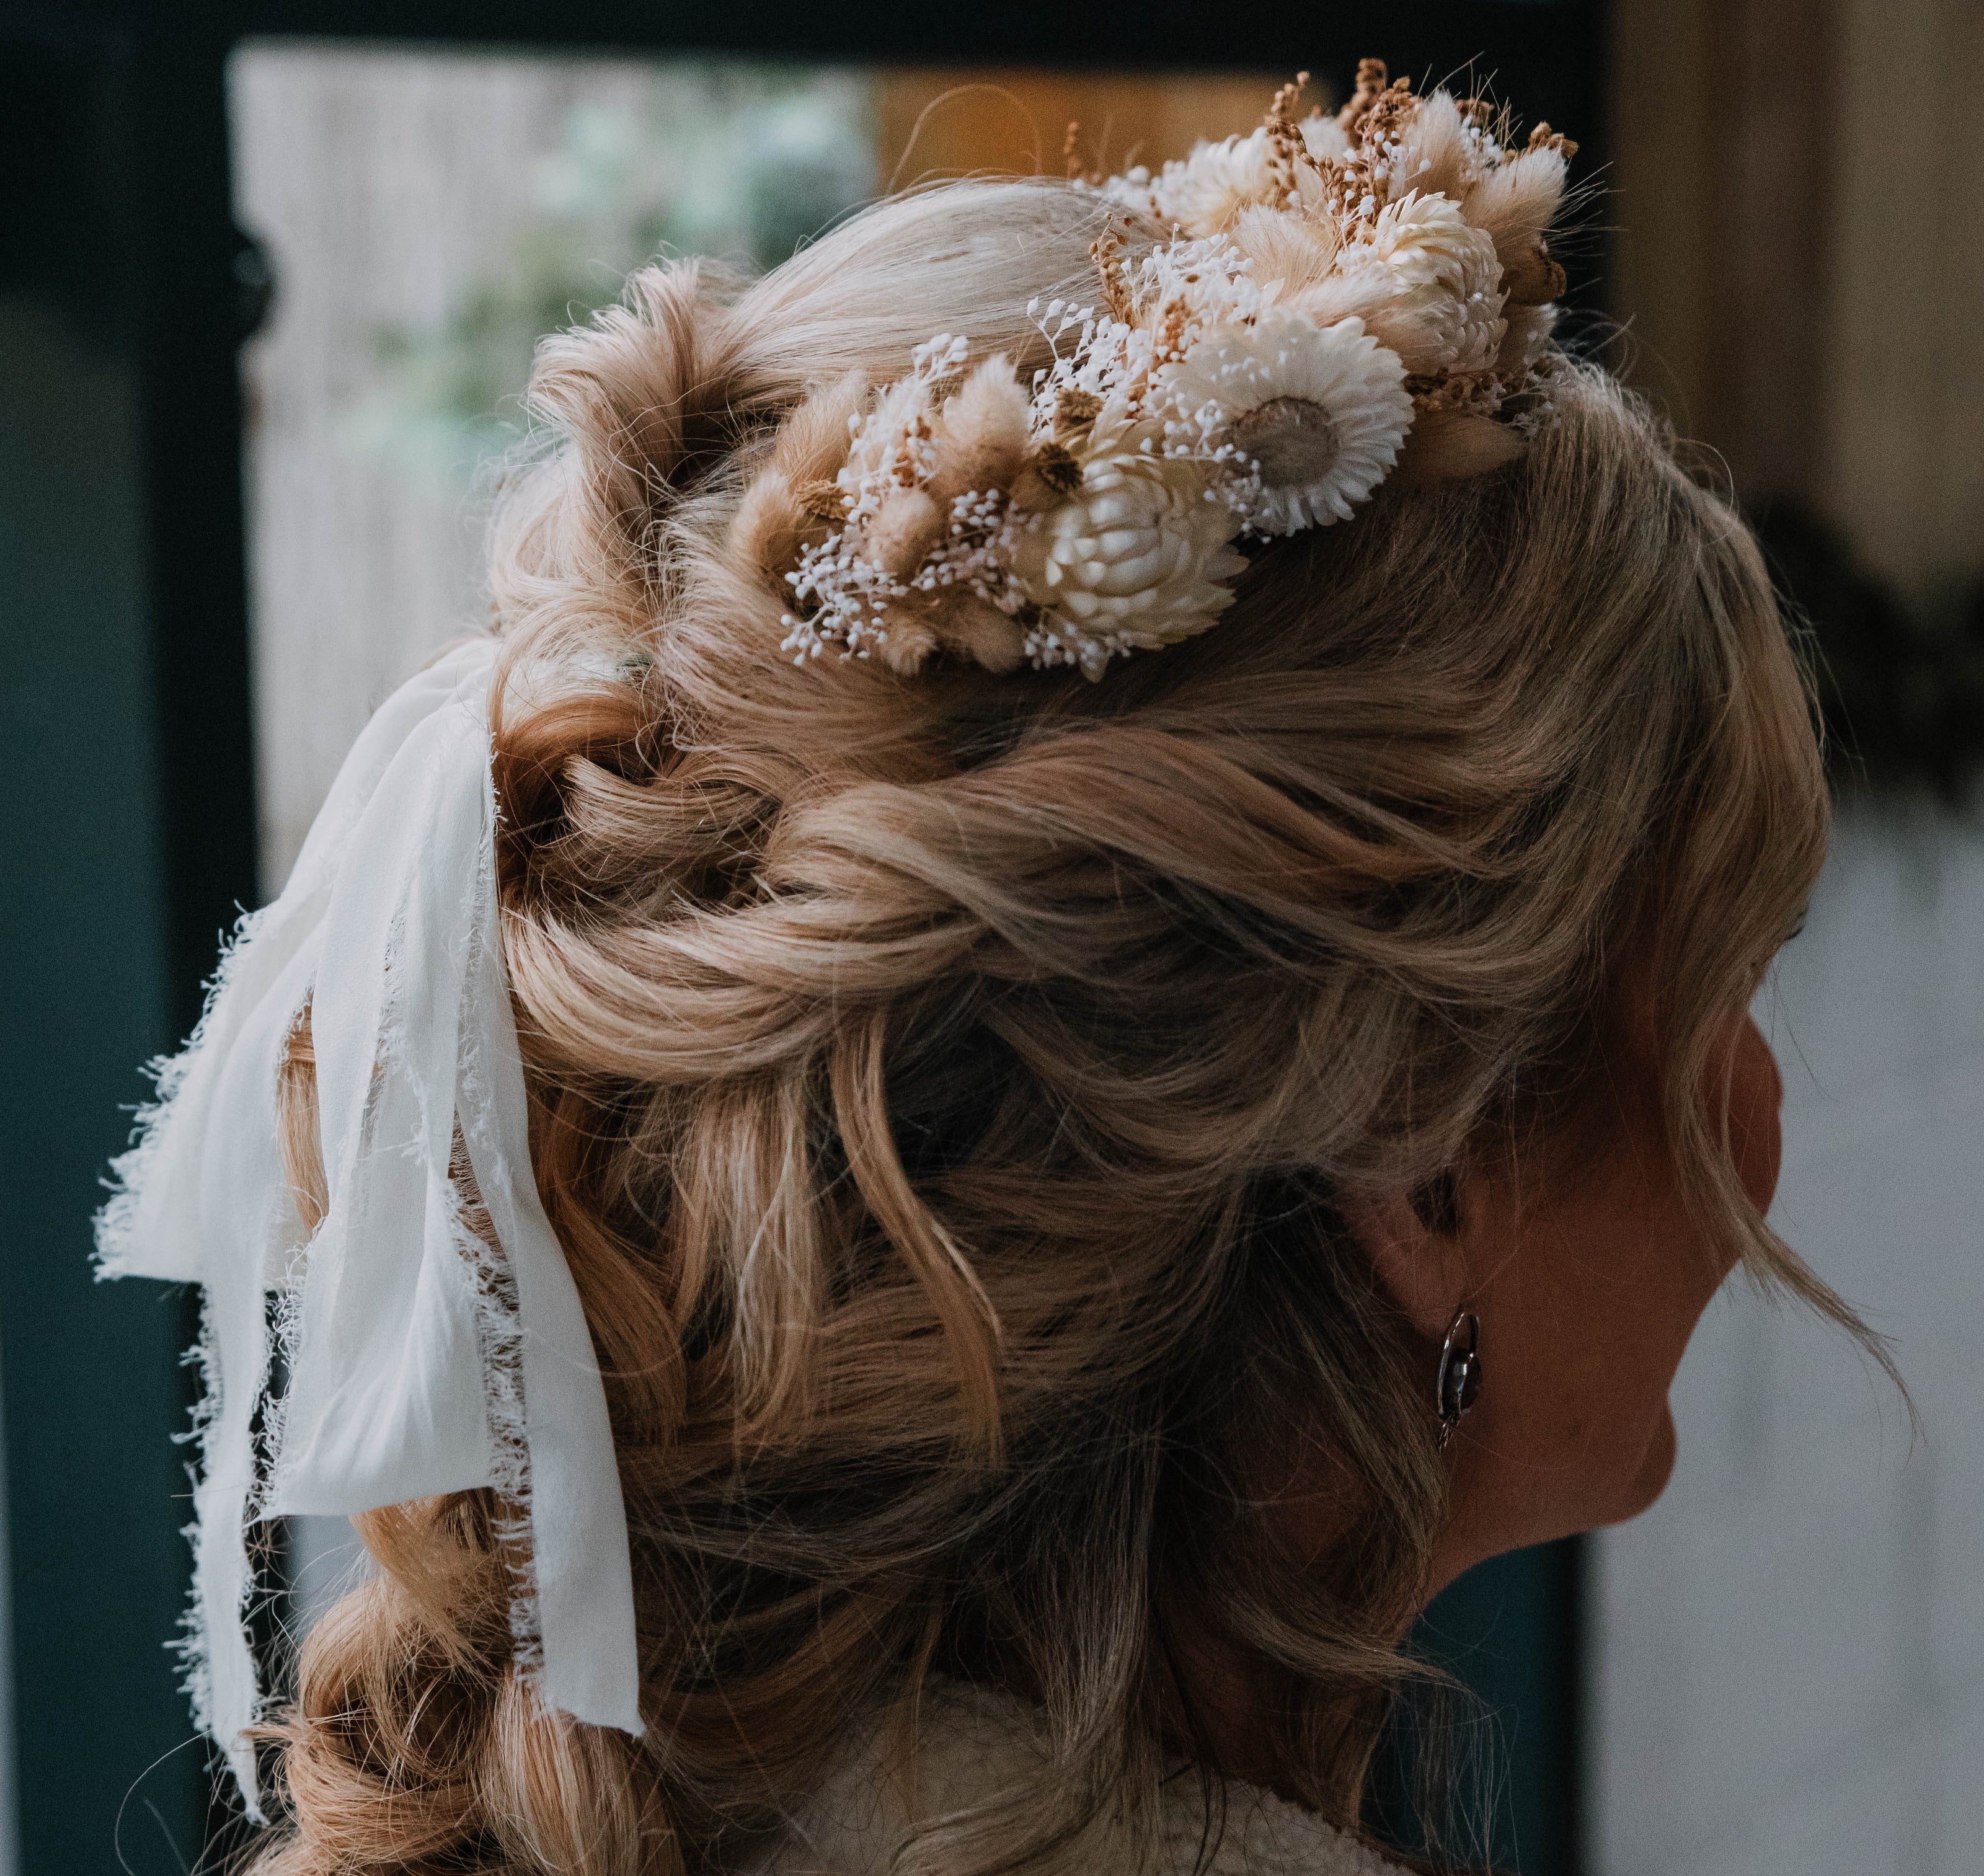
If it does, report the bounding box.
[1158,310,1413,534]
[1149,128,1283,236]
[1011,452,1247,676]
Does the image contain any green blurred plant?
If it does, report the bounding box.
[343,64,875,495]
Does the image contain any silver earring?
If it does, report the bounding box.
[1435,1309,1481,1451]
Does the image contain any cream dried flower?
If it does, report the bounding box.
[1329,191,1507,374]
[1347,190,1501,292]
[1147,128,1284,237]
[1159,310,1413,534]
[1012,452,1246,678]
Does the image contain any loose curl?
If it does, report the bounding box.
[252,181,1834,1875]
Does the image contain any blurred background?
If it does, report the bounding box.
[2,2,1980,1872]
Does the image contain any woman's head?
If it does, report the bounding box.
[261,159,1833,1874]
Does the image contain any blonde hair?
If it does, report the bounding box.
[253,180,1832,1875]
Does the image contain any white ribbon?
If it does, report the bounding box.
[95,637,641,1812]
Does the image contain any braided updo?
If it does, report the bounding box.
[253,179,1830,1875]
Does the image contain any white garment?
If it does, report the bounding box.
[760,1681,1410,1876]
[95,638,640,1812]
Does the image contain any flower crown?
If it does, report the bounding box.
[764,63,1575,681]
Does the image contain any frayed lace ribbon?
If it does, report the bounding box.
[94,637,640,1813]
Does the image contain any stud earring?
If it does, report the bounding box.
[1435,1308,1481,1451]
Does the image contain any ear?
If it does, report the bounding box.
[1342,1182,1474,1341]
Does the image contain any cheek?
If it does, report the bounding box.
[1437,1017,1786,1566]
[1579,1022,1782,1519]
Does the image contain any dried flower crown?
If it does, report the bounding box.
[747,63,1575,681]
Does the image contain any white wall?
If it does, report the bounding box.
[232,43,874,893]
[232,43,666,892]
[1592,800,1984,1874]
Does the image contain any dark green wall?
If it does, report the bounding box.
[1,31,252,1871]
[1424,1540,1585,1875]
[0,293,206,1870]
